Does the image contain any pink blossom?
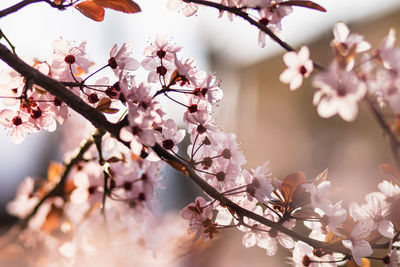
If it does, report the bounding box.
[181,197,217,240]
[161,119,185,153]
[108,43,140,76]
[144,35,181,62]
[280,46,313,90]
[342,222,373,266]
[48,38,91,81]
[6,177,39,218]
[312,62,366,121]
[0,109,38,143]
[292,241,337,267]
[167,0,199,17]
[349,192,394,238]
[331,22,370,70]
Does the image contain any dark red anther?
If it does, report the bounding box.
[162,139,174,150]
[188,104,197,113]
[156,49,166,59]
[299,66,307,75]
[108,57,118,69]
[216,171,225,181]
[12,116,22,126]
[88,93,99,104]
[258,17,269,26]
[64,55,75,64]
[31,108,42,119]
[156,65,167,76]
[54,97,62,106]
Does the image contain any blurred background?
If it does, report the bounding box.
[1,0,400,266]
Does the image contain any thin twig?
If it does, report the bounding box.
[185,0,295,52]
[0,29,17,55]
[366,96,400,170]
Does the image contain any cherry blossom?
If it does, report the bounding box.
[0,109,38,143]
[349,192,394,238]
[280,46,313,90]
[167,0,199,16]
[342,222,373,266]
[292,241,337,267]
[181,196,217,240]
[108,43,140,76]
[161,119,185,153]
[312,62,366,121]
[331,22,371,70]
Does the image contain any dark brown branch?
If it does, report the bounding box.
[185,0,295,52]
[0,0,44,18]
[0,43,350,254]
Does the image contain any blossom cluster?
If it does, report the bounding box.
[280,22,400,123]
[3,32,400,266]
[3,0,400,265]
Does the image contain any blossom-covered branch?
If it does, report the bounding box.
[0,42,339,253]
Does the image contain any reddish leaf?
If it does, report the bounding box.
[93,0,141,13]
[47,162,64,183]
[312,168,328,185]
[75,1,105,22]
[280,172,306,203]
[278,1,326,12]
[42,206,63,233]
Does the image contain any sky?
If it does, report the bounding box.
[0,0,400,202]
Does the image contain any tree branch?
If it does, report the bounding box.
[185,0,295,52]
[0,43,350,254]
[0,0,44,18]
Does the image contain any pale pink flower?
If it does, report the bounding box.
[181,197,217,240]
[48,38,91,81]
[108,43,140,76]
[350,192,394,238]
[193,73,223,104]
[167,0,198,16]
[303,181,332,211]
[141,56,175,83]
[377,28,398,70]
[0,109,38,144]
[280,46,313,90]
[144,35,181,62]
[312,62,366,121]
[378,180,400,199]
[161,119,185,153]
[174,54,200,86]
[331,22,370,70]
[292,241,337,267]
[6,177,39,218]
[342,222,373,266]
[242,162,273,203]
[240,205,270,249]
